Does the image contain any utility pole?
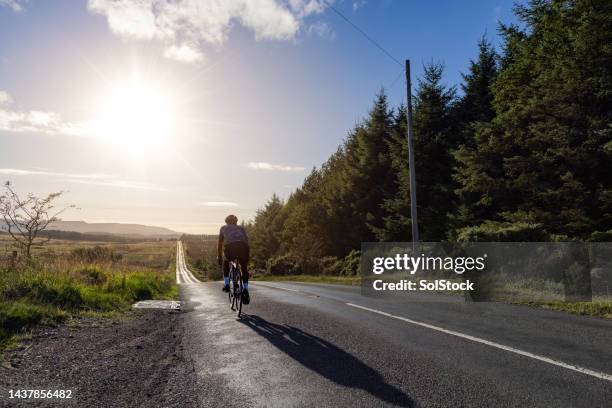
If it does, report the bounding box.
[405,60,419,253]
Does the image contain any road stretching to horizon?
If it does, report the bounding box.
[174,242,612,407]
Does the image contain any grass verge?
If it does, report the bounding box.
[0,265,177,350]
[513,300,612,319]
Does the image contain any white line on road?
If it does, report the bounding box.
[346,302,612,383]
[176,241,200,284]
[259,284,301,293]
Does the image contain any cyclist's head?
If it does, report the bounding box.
[225,214,238,225]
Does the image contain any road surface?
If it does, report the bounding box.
[175,243,612,407]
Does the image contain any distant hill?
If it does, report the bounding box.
[46,220,180,237]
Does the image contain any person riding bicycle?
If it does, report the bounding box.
[217,214,250,304]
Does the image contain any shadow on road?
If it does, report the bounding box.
[239,314,415,407]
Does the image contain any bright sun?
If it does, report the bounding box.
[92,80,176,155]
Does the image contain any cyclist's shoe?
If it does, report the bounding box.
[222,284,230,293]
[242,289,250,305]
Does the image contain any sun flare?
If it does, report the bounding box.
[92,80,176,155]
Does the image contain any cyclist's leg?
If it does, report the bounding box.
[237,243,250,289]
[222,249,230,290]
[232,242,250,304]
[223,245,237,286]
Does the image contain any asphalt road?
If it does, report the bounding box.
[176,245,612,407]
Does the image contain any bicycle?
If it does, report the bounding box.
[227,258,244,317]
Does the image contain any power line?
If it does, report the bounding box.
[326,2,403,67]
[386,68,405,90]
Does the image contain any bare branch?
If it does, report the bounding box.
[0,182,72,258]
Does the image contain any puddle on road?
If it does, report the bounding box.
[132,300,181,310]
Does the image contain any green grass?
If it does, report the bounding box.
[0,240,178,349]
[514,300,612,319]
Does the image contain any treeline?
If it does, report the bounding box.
[247,0,612,275]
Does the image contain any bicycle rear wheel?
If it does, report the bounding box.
[230,276,237,310]
[229,265,237,309]
[234,264,243,318]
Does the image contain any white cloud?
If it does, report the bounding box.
[0,168,167,191]
[0,0,27,12]
[63,178,168,191]
[288,0,328,17]
[164,43,205,64]
[0,168,109,178]
[247,162,305,172]
[353,0,366,12]
[26,111,60,127]
[88,0,335,63]
[0,91,12,105]
[308,21,335,39]
[0,90,89,136]
[201,201,239,207]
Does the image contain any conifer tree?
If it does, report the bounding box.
[379,63,457,241]
[454,0,612,239]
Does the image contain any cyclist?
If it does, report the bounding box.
[217,214,250,304]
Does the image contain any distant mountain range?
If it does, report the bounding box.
[1,220,180,238]
[49,221,180,237]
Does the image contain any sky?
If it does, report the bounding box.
[0,0,519,234]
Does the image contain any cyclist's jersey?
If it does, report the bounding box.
[219,224,249,245]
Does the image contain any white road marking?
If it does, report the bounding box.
[260,284,301,293]
[176,241,200,284]
[346,302,612,383]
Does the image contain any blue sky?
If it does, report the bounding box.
[0,0,519,233]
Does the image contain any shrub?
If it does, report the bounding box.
[457,221,550,242]
[267,254,301,275]
[207,265,223,281]
[320,256,343,275]
[341,250,361,276]
[71,246,122,263]
[589,230,612,242]
[78,266,108,285]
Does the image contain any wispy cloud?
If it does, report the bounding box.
[201,201,240,207]
[87,0,335,64]
[0,90,89,136]
[308,21,335,40]
[0,168,167,191]
[0,0,27,12]
[247,162,305,172]
[63,178,168,191]
[353,0,366,12]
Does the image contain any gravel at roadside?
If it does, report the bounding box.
[0,309,200,407]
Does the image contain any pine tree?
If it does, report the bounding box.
[378,63,457,241]
[248,194,285,268]
[340,91,396,248]
[455,35,498,137]
[454,0,612,239]
[450,36,499,235]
